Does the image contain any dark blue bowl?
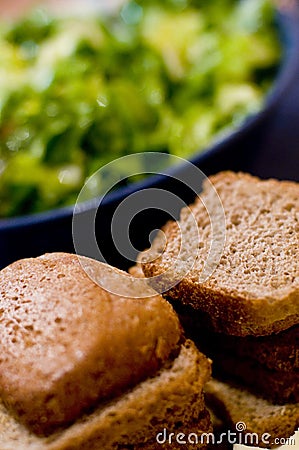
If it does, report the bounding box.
[1,1,299,270]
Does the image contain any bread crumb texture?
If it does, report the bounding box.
[205,378,299,449]
[0,340,211,449]
[142,171,299,336]
[0,253,182,436]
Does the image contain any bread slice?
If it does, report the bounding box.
[142,171,299,336]
[203,324,299,373]
[169,299,299,372]
[129,263,299,404]
[205,378,299,449]
[0,253,182,435]
[166,300,299,404]
[0,339,212,450]
[210,352,299,405]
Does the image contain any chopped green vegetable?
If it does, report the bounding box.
[0,0,281,217]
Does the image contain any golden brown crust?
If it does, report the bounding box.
[0,253,181,435]
[142,171,299,336]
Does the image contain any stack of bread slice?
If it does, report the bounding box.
[0,252,212,449]
[140,171,299,448]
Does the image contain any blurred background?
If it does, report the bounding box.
[0,0,298,269]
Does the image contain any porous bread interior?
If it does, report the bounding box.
[142,171,299,336]
[0,252,181,435]
[0,340,211,450]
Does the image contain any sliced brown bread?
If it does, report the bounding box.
[141,171,299,336]
[205,378,299,449]
[168,299,299,373]
[203,324,299,373]
[210,352,299,405]
[0,252,183,435]
[0,253,213,448]
[0,339,212,450]
[129,264,299,404]
[161,299,299,404]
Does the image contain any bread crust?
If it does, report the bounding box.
[142,171,299,336]
[212,352,299,404]
[169,299,299,404]
[169,300,299,372]
[0,340,212,449]
[0,253,182,435]
[207,324,299,373]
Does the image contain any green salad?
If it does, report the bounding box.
[0,0,280,217]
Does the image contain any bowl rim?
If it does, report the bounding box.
[1,2,299,231]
